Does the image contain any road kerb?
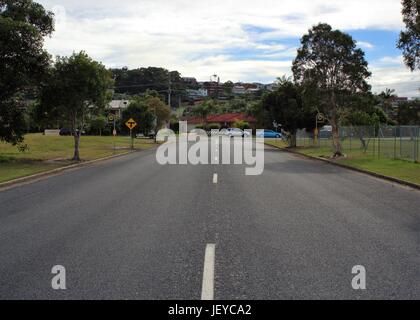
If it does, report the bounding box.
[265,143,420,191]
[0,148,154,191]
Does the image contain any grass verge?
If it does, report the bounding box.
[0,134,157,183]
[265,139,420,186]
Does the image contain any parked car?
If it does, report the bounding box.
[226,128,251,138]
[59,128,86,136]
[256,130,282,138]
[136,130,156,139]
[59,128,72,136]
[319,125,332,138]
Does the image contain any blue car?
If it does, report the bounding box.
[257,130,282,138]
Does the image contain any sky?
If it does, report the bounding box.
[38,0,419,97]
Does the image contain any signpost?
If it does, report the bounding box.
[109,114,117,154]
[273,120,279,132]
[125,118,138,150]
[315,113,325,145]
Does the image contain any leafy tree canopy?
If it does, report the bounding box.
[0,0,54,144]
[397,99,420,125]
[261,78,314,146]
[292,23,371,156]
[40,51,113,160]
[111,67,183,97]
[397,0,420,71]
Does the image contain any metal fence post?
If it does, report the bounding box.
[400,126,402,160]
[394,126,397,159]
[415,127,419,162]
[350,127,352,151]
[373,126,376,158]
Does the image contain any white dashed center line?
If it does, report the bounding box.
[201,244,216,300]
[213,173,218,184]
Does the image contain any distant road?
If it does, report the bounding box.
[0,142,419,299]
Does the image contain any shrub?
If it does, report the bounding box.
[206,123,221,130]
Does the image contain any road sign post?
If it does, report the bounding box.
[109,114,117,154]
[125,118,138,151]
[315,113,325,146]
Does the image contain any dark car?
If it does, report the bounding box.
[59,128,86,136]
[59,128,73,136]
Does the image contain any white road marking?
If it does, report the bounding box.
[201,244,216,300]
[213,173,218,184]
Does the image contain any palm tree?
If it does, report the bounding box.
[276,75,293,86]
[379,88,397,114]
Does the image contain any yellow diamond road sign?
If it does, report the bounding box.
[125,118,137,130]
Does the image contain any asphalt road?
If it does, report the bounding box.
[0,140,419,299]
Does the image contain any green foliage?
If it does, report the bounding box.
[170,118,180,133]
[0,0,54,144]
[121,94,170,135]
[232,120,250,130]
[121,98,154,135]
[376,88,397,115]
[146,95,171,128]
[292,23,371,156]
[223,81,234,96]
[111,67,184,108]
[40,52,113,123]
[397,0,420,71]
[397,100,420,125]
[192,100,216,121]
[89,115,108,136]
[342,91,392,125]
[206,123,221,130]
[261,78,314,146]
[39,51,113,160]
[187,98,259,120]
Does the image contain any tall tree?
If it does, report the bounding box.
[378,88,397,115]
[40,52,113,161]
[122,93,170,137]
[0,0,54,144]
[121,98,155,136]
[144,94,171,130]
[292,23,371,157]
[397,0,420,71]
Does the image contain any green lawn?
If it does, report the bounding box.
[265,139,420,185]
[0,134,157,183]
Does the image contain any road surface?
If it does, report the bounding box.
[0,141,419,299]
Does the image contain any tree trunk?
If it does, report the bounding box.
[331,113,342,157]
[330,92,343,157]
[73,131,81,161]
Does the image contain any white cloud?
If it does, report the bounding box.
[35,0,419,96]
[370,66,419,97]
[377,55,404,66]
[368,55,419,97]
[357,41,375,50]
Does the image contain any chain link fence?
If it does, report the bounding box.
[296,125,420,162]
